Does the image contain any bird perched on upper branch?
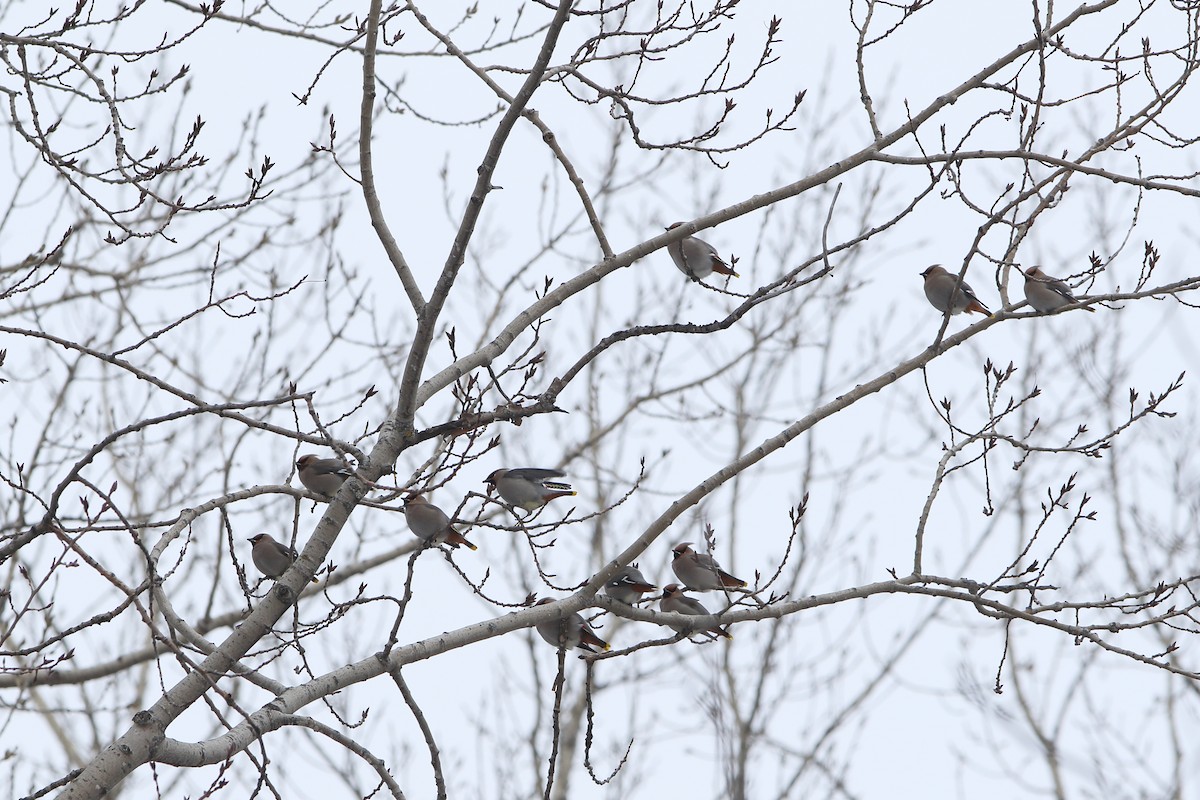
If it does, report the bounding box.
[603,564,657,605]
[484,468,576,513]
[659,584,732,640]
[296,454,374,499]
[671,542,747,591]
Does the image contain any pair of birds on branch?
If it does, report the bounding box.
[920,264,1097,317]
[535,542,749,652]
[246,459,576,580]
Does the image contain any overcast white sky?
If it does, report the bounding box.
[4,1,1200,798]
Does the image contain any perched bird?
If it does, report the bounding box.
[247,533,319,583]
[296,454,365,499]
[920,265,992,316]
[534,598,611,652]
[1022,266,1096,313]
[665,222,739,280]
[484,468,576,512]
[603,564,657,605]
[671,542,747,591]
[402,495,478,550]
[659,584,732,640]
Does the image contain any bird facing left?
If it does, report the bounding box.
[247,533,319,583]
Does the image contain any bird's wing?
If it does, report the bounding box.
[680,596,712,616]
[506,468,566,481]
[1046,277,1078,301]
[315,459,353,476]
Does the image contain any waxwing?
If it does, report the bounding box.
[296,454,369,499]
[659,584,732,639]
[671,542,747,591]
[402,495,478,550]
[483,468,576,512]
[665,222,739,280]
[534,598,610,652]
[247,533,319,583]
[1023,266,1096,313]
[603,564,656,605]
[920,265,992,316]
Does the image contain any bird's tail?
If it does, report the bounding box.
[711,258,739,278]
[447,531,478,551]
[582,631,611,652]
[719,571,748,589]
[543,489,578,504]
[967,300,992,316]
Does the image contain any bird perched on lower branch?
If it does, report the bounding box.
[402,495,478,550]
[247,533,319,583]
[920,265,992,316]
[659,584,732,640]
[534,598,610,653]
[665,222,739,281]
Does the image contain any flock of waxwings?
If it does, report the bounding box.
[248,224,1098,652]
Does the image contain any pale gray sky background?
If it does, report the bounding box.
[3,1,1199,798]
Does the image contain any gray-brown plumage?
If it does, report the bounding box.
[659,584,732,640]
[1023,266,1095,313]
[296,454,357,499]
[402,495,477,550]
[483,468,576,512]
[534,598,610,652]
[665,222,739,280]
[603,564,656,605]
[248,533,319,583]
[671,542,746,591]
[920,265,991,316]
